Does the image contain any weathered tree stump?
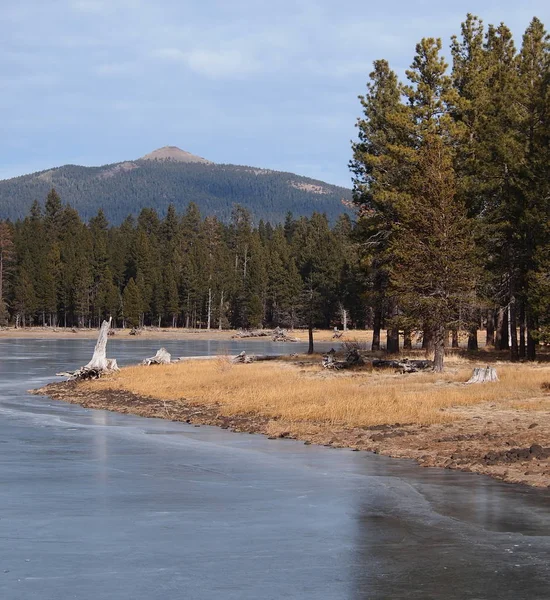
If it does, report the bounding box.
[467,366,498,384]
[232,351,253,364]
[142,347,171,365]
[57,318,119,379]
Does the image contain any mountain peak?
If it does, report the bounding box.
[140,146,211,164]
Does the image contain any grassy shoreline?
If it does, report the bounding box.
[34,354,550,488]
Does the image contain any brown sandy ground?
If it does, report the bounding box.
[33,354,550,489]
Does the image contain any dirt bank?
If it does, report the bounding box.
[34,374,550,489]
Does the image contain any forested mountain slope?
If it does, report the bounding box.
[0,147,352,224]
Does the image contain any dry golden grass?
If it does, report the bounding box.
[267,329,376,343]
[85,358,550,428]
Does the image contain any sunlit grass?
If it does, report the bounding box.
[85,358,550,427]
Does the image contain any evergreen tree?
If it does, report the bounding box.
[0,222,14,324]
[122,278,142,328]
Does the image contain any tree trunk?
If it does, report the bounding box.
[467,325,478,351]
[495,307,509,350]
[486,309,495,347]
[371,306,381,351]
[519,302,526,359]
[207,287,212,330]
[403,328,412,350]
[433,325,445,373]
[307,319,314,355]
[451,328,459,348]
[422,327,434,352]
[526,308,536,361]
[509,298,519,362]
[219,290,224,330]
[387,327,399,354]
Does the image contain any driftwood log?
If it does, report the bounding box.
[467,366,498,384]
[57,318,119,379]
[142,347,171,365]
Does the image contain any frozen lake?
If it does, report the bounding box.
[1,338,549,599]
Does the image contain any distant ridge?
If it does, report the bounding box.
[0,148,352,225]
[140,146,212,164]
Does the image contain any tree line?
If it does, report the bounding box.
[350,14,550,369]
[0,190,365,333]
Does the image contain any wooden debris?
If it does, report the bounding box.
[142,347,171,365]
[129,327,142,336]
[467,366,499,384]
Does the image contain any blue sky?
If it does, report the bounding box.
[3,0,550,187]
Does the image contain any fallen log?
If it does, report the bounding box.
[371,359,433,373]
[57,318,119,379]
[467,366,498,384]
[142,347,171,365]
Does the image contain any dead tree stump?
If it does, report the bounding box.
[467,366,499,384]
[142,348,171,365]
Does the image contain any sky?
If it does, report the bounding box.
[3,0,550,188]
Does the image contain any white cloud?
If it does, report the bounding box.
[151,47,259,78]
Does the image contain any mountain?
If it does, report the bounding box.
[0,147,352,224]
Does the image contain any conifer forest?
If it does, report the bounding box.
[1,14,550,370]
